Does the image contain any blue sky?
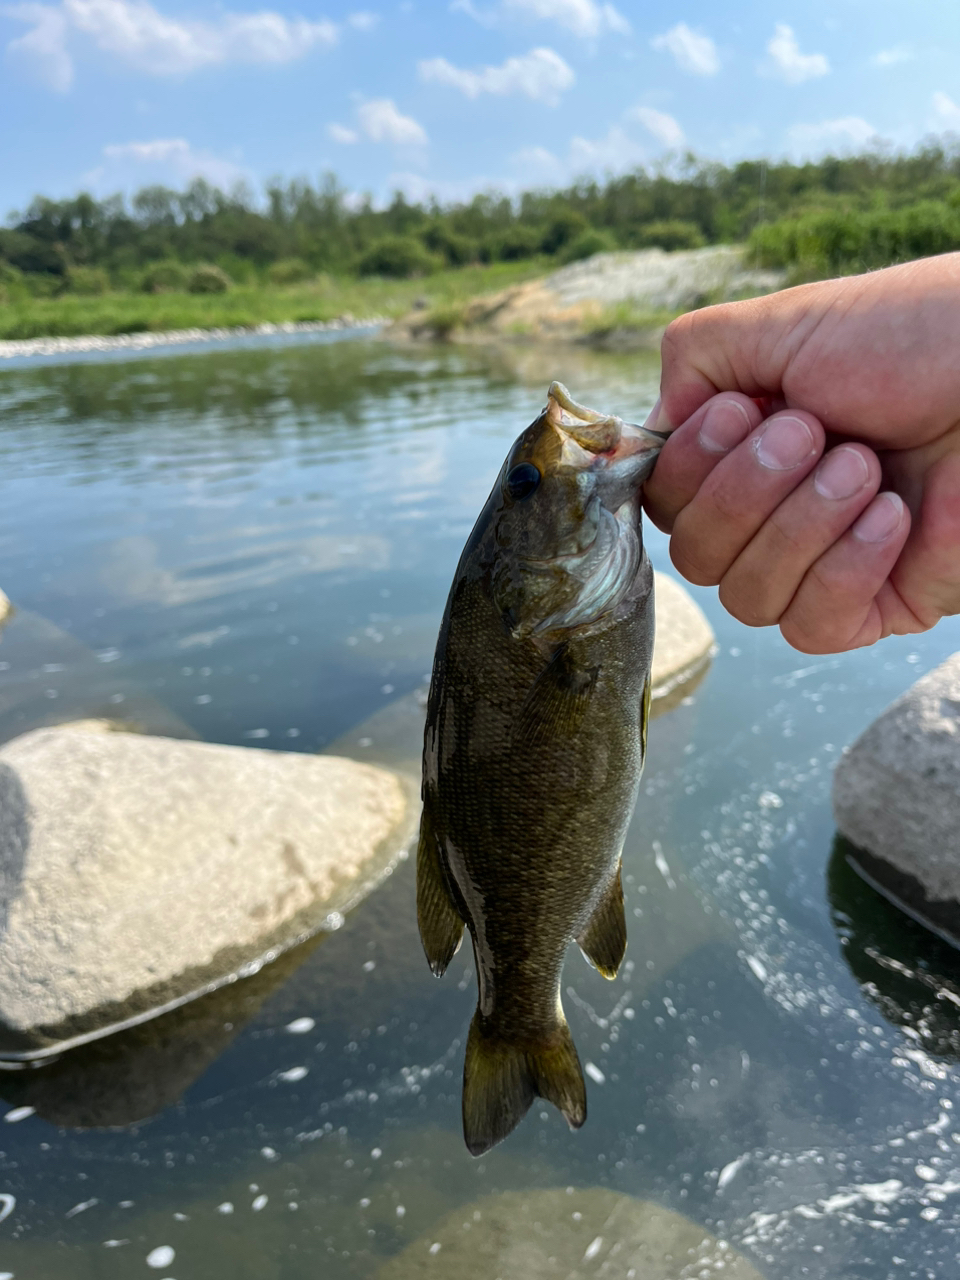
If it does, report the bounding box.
[3,0,960,216]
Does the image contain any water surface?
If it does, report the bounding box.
[1,333,959,1278]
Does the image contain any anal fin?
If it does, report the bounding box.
[416,804,464,978]
[577,864,627,979]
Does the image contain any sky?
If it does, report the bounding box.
[2,0,960,215]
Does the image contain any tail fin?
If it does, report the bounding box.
[462,1011,586,1156]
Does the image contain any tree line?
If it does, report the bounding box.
[4,142,960,296]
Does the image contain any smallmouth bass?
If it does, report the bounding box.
[418,382,665,1155]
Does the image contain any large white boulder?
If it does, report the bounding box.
[833,652,960,939]
[0,726,415,1059]
[376,1187,764,1280]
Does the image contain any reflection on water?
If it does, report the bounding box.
[1,333,960,1277]
[830,837,960,1061]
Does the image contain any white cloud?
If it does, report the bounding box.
[629,105,684,148]
[503,0,628,38]
[327,123,359,144]
[96,137,248,188]
[4,0,338,88]
[418,46,574,106]
[788,116,877,153]
[764,23,829,84]
[357,98,427,145]
[4,3,72,89]
[509,144,566,184]
[933,91,960,130]
[329,99,427,147]
[651,22,718,76]
[569,125,646,174]
[347,10,377,29]
[871,45,912,68]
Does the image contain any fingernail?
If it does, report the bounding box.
[641,398,662,433]
[853,492,904,544]
[814,447,869,500]
[698,399,752,454]
[754,416,815,471]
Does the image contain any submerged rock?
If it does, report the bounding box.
[376,1187,765,1279]
[0,589,11,626]
[651,573,715,714]
[0,726,416,1060]
[833,653,960,944]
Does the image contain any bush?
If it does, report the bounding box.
[267,257,314,285]
[187,264,232,294]
[65,265,110,295]
[559,228,617,264]
[749,202,960,276]
[540,210,589,256]
[140,260,190,293]
[356,236,438,278]
[483,225,542,262]
[634,220,706,251]
[422,225,477,267]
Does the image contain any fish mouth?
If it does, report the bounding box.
[546,381,665,491]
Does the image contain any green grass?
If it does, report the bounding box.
[0,260,549,342]
[584,301,676,339]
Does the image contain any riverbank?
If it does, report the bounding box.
[0,260,546,343]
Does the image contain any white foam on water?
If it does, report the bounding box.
[146,1245,175,1268]
[285,1017,315,1034]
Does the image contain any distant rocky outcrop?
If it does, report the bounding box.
[0,725,416,1060]
[393,246,785,345]
[833,653,960,944]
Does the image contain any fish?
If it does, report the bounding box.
[417,381,665,1156]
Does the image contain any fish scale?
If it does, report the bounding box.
[417,382,664,1155]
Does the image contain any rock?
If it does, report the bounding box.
[833,652,960,944]
[651,572,716,714]
[0,588,11,627]
[391,247,784,344]
[0,726,416,1059]
[375,1187,765,1280]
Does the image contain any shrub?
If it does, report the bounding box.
[65,265,110,295]
[540,210,589,256]
[634,220,706,251]
[422,225,477,267]
[749,202,960,277]
[267,258,314,285]
[483,225,541,262]
[356,236,438,278]
[140,260,190,293]
[559,228,617,264]
[187,264,232,294]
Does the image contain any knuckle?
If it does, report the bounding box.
[718,575,781,628]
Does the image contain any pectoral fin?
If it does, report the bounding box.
[416,804,464,978]
[515,644,598,751]
[577,865,627,979]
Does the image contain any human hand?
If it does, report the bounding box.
[643,254,960,654]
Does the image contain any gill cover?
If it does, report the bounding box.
[492,382,664,639]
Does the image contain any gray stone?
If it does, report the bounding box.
[652,572,716,713]
[0,726,416,1058]
[376,1187,765,1280]
[833,652,960,941]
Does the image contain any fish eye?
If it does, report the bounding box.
[505,462,541,501]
